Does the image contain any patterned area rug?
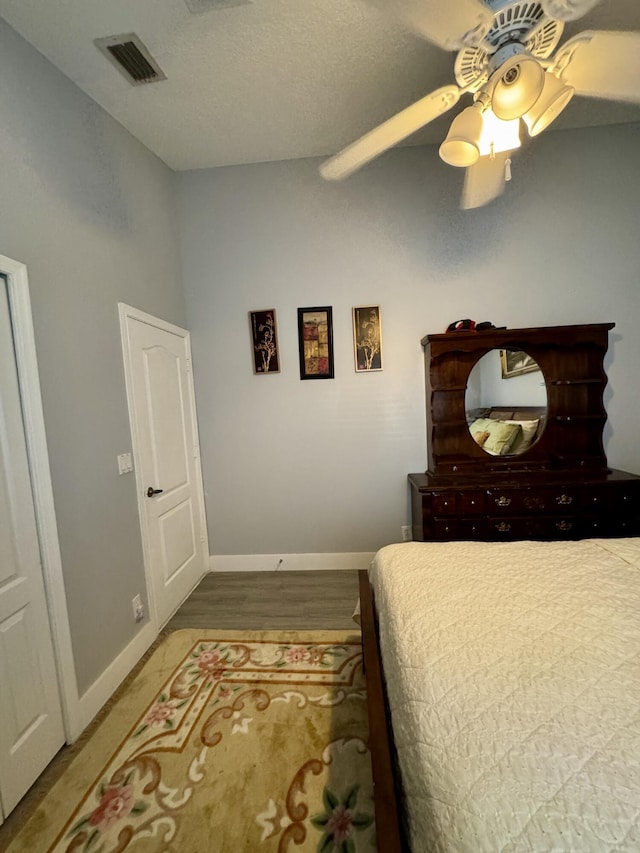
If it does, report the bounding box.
[7,630,375,853]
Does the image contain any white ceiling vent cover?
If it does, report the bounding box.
[184,0,253,13]
[95,34,167,85]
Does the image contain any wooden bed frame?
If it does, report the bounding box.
[358,569,406,851]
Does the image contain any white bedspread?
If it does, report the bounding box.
[370,538,640,852]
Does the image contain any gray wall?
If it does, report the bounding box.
[0,19,186,693]
[179,122,640,557]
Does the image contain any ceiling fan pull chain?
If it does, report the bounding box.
[505,157,512,182]
[489,141,495,160]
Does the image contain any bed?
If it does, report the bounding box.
[360,537,640,852]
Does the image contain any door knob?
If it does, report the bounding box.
[146,486,163,497]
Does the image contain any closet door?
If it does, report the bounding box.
[119,304,208,628]
[0,281,64,815]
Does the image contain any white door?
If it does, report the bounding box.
[120,305,208,628]
[0,281,64,816]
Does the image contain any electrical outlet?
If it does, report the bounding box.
[132,594,145,623]
[401,525,412,542]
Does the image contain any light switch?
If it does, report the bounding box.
[117,452,133,475]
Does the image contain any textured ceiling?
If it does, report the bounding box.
[1,0,639,171]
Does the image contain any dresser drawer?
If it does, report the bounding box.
[429,492,457,515]
[429,517,460,539]
[458,492,484,515]
[607,482,640,512]
[485,489,522,513]
[425,516,486,541]
[581,515,608,537]
[459,517,485,538]
[608,514,640,536]
[487,487,580,515]
[580,489,608,512]
[487,515,579,539]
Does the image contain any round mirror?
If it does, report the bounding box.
[465,349,547,456]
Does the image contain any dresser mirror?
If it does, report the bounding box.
[465,349,547,457]
[422,323,614,477]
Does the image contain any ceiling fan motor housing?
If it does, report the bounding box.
[454,1,564,90]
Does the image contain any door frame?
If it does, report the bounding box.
[118,302,209,630]
[0,254,80,741]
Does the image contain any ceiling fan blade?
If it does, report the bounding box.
[461,153,508,210]
[554,31,640,103]
[541,0,602,22]
[370,0,494,50]
[320,85,461,181]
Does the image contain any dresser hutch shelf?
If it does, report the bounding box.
[409,323,640,543]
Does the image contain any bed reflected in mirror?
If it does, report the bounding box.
[465,349,547,456]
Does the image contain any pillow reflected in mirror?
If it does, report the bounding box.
[470,418,522,455]
[503,418,540,454]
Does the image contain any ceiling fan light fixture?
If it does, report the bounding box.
[477,109,521,157]
[524,73,575,136]
[439,104,484,168]
[490,55,545,121]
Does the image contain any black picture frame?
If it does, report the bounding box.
[297,306,334,380]
[249,309,280,374]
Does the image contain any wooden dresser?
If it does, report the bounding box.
[410,323,640,542]
[409,469,640,542]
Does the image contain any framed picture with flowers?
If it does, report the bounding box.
[297,306,334,380]
[249,309,280,375]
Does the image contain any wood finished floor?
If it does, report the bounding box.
[0,570,361,847]
[166,569,361,631]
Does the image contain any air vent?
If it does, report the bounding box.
[95,34,166,86]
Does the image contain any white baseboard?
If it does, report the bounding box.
[75,620,157,738]
[209,552,375,573]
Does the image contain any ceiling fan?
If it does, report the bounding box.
[319,0,640,208]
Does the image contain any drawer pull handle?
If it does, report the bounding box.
[495,496,511,507]
[495,521,511,532]
[524,496,544,510]
[556,494,573,506]
[556,520,572,531]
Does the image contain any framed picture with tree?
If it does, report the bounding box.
[249,309,280,374]
[353,305,383,372]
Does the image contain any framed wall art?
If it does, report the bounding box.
[249,309,280,374]
[353,305,383,372]
[297,306,334,380]
[500,348,541,379]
